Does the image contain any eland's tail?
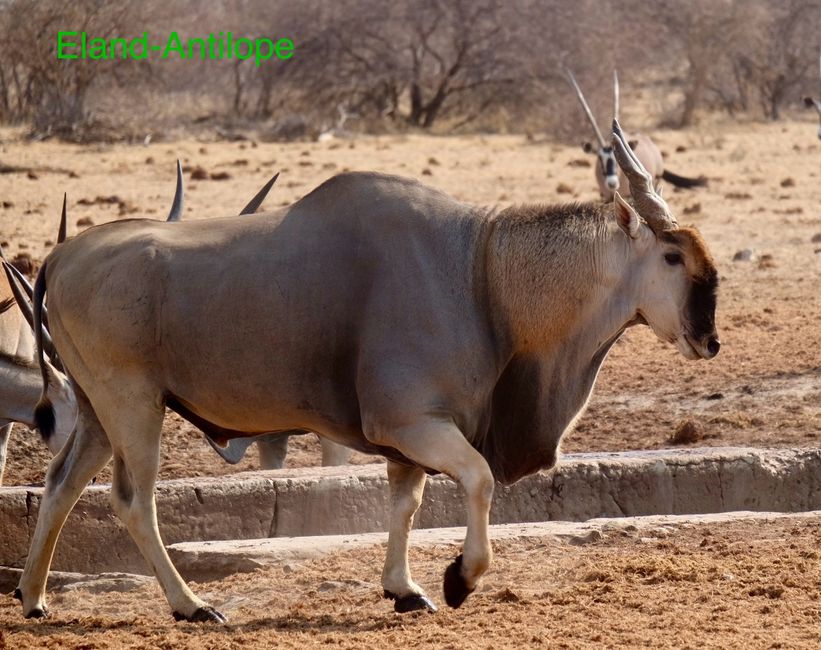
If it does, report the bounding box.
[32,261,55,440]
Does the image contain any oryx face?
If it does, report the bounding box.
[599,146,619,191]
[632,226,720,360]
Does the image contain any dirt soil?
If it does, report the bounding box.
[1,515,819,648]
[0,118,819,486]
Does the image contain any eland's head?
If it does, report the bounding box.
[610,119,720,361]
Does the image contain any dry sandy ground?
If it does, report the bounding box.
[1,118,819,486]
[1,515,819,649]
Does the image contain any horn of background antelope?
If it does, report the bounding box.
[613,70,619,123]
[562,66,606,148]
[611,119,677,232]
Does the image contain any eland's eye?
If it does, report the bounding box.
[664,252,684,266]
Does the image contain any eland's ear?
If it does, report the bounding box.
[582,141,595,153]
[614,192,640,239]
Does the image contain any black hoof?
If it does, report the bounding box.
[173,606,227,624]
[395,594,438,613]
[384,590,438,613]
[443,554,474,609]
[13,588,22,602]
[24,607,48,619]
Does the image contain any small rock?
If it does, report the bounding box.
[556,182,573,194]
[10,252,35,276]
[705,392,724,400]
[493,587,522,603]
[567,158,591,168]
[27,170,38,180]
[190,166,208,180]
[421,168,433,176]
[428,157,440,166]
[811,233,821,243]
[683,203,701,215]
[732,249,755,262]
[675,145,687,153]
[209,171,231,181]
[780,177,795,188]
[76,217,94,227]
[670,419,704,444]
[569,529,603,545]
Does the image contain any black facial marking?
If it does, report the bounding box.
[687,269,718,339]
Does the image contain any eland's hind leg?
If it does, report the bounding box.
[100,387,225,623]
[381,460,435,613]
[16,391,112,618]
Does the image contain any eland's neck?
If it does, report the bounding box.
[486,203,637,358]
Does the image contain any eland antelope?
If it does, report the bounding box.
[565,68,707,199]
[0,167,340,485]
[802,51,821,140]
[14,120,719,622]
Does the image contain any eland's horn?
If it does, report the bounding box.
[239,173,279,215]
[166,160,184,222]
[613,70,620,123]
[563,67,606,148]
[611,119,677,232]
[58,193,67,244]
[2,262,58,362]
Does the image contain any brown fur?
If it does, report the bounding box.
[660,227,718,282]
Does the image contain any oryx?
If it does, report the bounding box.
[0,243,75,484]
[15,120,719,622]
[802,51,821,140]
[565,68,707,199]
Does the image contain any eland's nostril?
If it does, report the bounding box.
[707,338,721,357]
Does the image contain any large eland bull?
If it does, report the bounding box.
[15,121,719,622]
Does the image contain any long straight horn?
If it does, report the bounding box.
[166,160,184,222]
[0,242,35,300]
[3,259,34,301]
[2,262,58,362]
[613,70,620,122]
[2,261,35,329]
[239,173,279,215]
[57,193,67,244]
[611,119,677,232]
[563,67,606,148]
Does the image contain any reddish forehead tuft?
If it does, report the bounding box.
[660,227,717,282]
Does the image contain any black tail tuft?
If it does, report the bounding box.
[662,169,708,189]
[34,398,55,441]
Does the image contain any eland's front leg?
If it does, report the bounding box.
[381,460,436,613]
[368,419,494,609]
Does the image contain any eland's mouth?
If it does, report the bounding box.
[677,334,703,360]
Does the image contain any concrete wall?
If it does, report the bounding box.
[0,447,819,574]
